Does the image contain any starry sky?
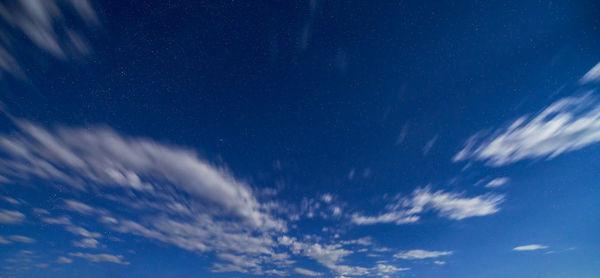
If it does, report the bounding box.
[0,1,599,277]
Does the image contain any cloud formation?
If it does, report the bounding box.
[394,249,453,260]
[513,244,548,251]
[294,267,323,276]
[485,177,510,188]
[580,62,600,84]
[69,252,129,265]
[0,0,100,78]
[0,209,25,224]
[454,94,600,166]
[352,187,503,225]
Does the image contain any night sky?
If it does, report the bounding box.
[0,1,599,277]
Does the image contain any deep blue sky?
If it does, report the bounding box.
[0,1,599,277]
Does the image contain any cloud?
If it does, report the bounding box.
[0,120,281,230]
[42,216,102,238]
[2,196,22,206]
[0,0,100,78]
[580,62,600,84]
[69,252,129,265]
[8,235,35,243]
[423,135,439,155]
[373,264,409,275]
[294,267,323,276]
[485,177,510,188]
[352,187,503,225]
[395,124,409,145]
[321,194,333,203]
[0,236,11,244]
[454,94,600,166]
[0,209,25,224]
[73,238,99,248]
[56,256,73,264]
[64,200,98,215]
[513,244,548,251]
[434,260,446,265]
[394,249,453,260]
[278,236,405,276]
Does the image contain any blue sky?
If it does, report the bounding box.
[0,0,599,277]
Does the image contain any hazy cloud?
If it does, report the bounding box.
[513,244,548,251]
[394,249,453,260]
[454,94,600,166]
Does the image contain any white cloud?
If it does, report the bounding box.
[454,94,600,166]
[56,256,73,264]
[8,235,35,243]
[394,249,453,260]
[485,177,510,188]
[64,200,97,215]
[69,252,129,265]
[2,196,22,206]
[513,244,548,251]
[0,236,11,244]
[0,0,100,78]
[0,120,281,230]
[321,194,333,203]
[352,187,503,225]
[434,260,446,265]
[580,62,600,84]
[332,206,342,216]
[423,135,439,155]
[0,209,25,224]
[373,264,409,275]
[351,211,419,225]
[294,267,323,276]
[73,238,99,248]
[340,237,372,246]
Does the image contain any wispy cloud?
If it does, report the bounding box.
[423,135,439,155]
[69,252,129,265]
[394,249,453,260]
[0,119,290,274]
[352,187,503,225]
[454,94,600,166]
[56,256,73,264]
[485,177,510,188]
[513,244,548,251]
[0,0,100,78]
[294,267,323,276]
[580,62,600,84]
[0,209,25,224]
[73,238,99,248]
[8,235,35,243]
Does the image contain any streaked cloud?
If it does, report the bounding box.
[8,235,35,243]
[0,0,100,78]
[454,94,600,166]
[513,244,548,251]
[352,187,503,225]
[0,236,11,244]
[485,177,510,188]
[0,209,25,224]
[394,249,453,260]
[294,267,323,276]
[69,252,129,265]
[580,62,600,84]
[423,135,439,155]
[56,256,73,264]
[73,238,100,248]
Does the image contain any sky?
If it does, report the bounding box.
[0,0,599,277]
